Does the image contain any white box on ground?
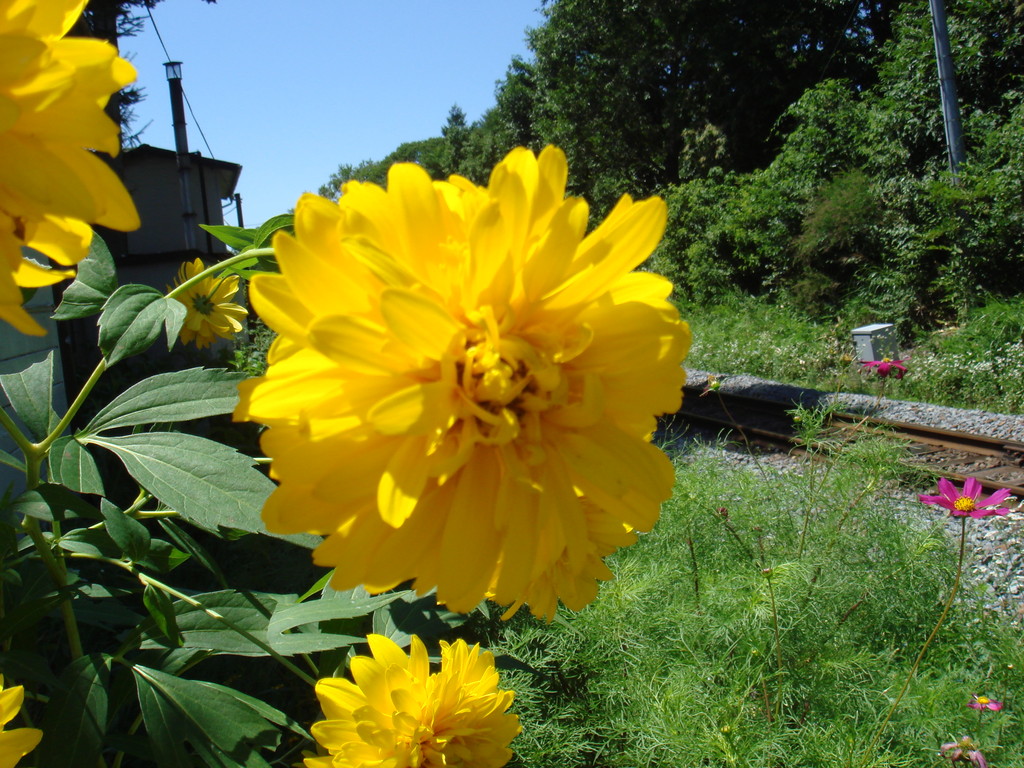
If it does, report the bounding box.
[851,323,897,361]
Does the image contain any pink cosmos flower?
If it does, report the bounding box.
[967,695,1003,712]
[919,477,1014,519]
[941,738,988,767]
[861,357,907,379]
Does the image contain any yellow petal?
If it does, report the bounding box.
[380,287,463,360]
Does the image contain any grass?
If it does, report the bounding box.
[678,294,1024,414]
[469,420,1023,767]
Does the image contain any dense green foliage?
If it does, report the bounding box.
[471,432,1023,767]
[682,293,1024,413]
[320,0,1024,335]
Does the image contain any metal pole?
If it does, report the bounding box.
[928,0,966,178]
[234,193,244,227]
[165,62,197,249]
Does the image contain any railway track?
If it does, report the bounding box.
[667,384,1024,497]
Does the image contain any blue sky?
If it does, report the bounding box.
[122,0,545,227]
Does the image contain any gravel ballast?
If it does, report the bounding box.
[669,369,1024,624]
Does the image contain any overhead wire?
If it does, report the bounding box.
[144,5,217,159]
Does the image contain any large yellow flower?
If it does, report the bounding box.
[0,676,42,768]
[1,0,140,334]
[236,146,691,618]
[171,258,247,349]
[306,634,519,768]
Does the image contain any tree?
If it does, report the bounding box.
[526,0,904,209]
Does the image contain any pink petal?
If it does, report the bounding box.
[937,478,960,504]
[976,488,1012,509]
[962,477,982,500]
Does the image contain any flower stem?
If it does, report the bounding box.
[165,249,273,301]
[859,517,967,766]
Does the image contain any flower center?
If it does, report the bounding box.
[455,332,564,451]
[953,496,976,513]
[976,696,990,705]
[191,294,215,316]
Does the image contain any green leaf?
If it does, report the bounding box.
[134,666,282,767]
[82,367,247,435]
[10,484,101,522]
[251,214,294,249]
[143,584,183,646]
[83,432,274,536]
[270,589,406,635]
[100,499,151,561]
[163,297,187,351]
[134,672,195,768]
[36,654,110,768]
[0,592,63,643]
[0,447,25,472]
[57,527,121,560]
[158,520,228,585]
[48,436,104,495]
[0,352,57,440]
[98,285,174,366]
[198,224,255,251]
[0,651,60,688]
[52,233,118,320]
[371,590,467,648]
[140,589,280,656]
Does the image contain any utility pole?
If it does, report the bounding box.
[165,61,197,250]
[928,0,966,179]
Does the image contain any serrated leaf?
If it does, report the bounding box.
[134,673,194,768]
[140,589,280,656]
[199,224,255,251]
[49,436,104,495]
[98,285,169,365]
[144,584,183,646]
[10,484,101,522]
[83,432,274,536]
[100,498,151,561]
[36,654,110,768]
[0,352,57,440]
[52,233,117,320]
[133,666,281,762]
[270,590,406,635]
[83,368,247,435]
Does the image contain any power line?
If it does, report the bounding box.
[145,5,217,159]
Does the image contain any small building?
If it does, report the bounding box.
[117,143,243,288]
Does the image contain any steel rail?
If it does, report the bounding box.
[671,385,1024,497]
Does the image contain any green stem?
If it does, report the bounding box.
[165,249,272,301]
[23,517,83,659]
[764,568,784,723]
[859,517,967,767]
[37,359,107,454]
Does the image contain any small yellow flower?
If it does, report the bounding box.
[171,258,247,349]
[0,0,140,335]
[0,676,42,768]
[236,146,691,618]
[308,634,520,768]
